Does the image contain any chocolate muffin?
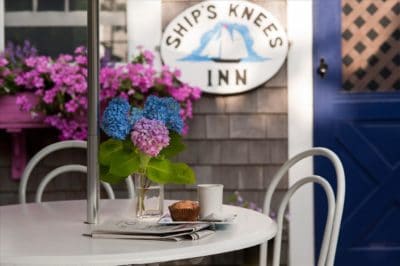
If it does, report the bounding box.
[168,200,200,221]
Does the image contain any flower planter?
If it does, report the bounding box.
[0,92,46,180]
[0,92,44,127]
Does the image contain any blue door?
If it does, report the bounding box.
[314,0,400,265]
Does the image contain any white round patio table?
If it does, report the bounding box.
[0,199,277,265]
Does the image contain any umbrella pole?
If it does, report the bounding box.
[87,0,100,224]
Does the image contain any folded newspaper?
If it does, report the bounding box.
[89,219,215,241]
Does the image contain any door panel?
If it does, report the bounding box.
[314,0,400,265]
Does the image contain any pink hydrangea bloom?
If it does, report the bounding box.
[131,118,170,157]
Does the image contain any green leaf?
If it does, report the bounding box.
[100,164,127,184]
[159,132,186,159]
[146,159,196,185]
[146,158,173,184]
[122,139,135,151]
[99,139,124,165]
[170,162,196,184]
[133,92,144,100]
[109,150,140,177]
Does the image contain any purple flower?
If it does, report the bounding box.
[43,89,57,104]
[44,115,87,140]
[65,100,79,113]
[143,50,154,65]
[131,118,170,157]
[0,58,8,67]
[16,95,32,112]
[191,87,202,100]
[75,55,87,65]
[74,46,86,55]
[25,57,37,68]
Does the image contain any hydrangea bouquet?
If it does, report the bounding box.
[99,95,195,218]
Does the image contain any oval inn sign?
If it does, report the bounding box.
[161,0,289,94]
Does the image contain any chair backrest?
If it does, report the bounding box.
[259,147,345,266]
[19,140,134,203]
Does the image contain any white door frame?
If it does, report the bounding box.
[287,0,314,265]
[0,0,4,51]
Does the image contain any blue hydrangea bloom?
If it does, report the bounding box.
[166,113,184,133]
[101,98,132,140]
[143,96,183,134]
[143,96,169,123]
[130,108,144,127]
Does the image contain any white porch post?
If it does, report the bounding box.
[126,0,161,66]
[287,0,314,266]
[0,0,4,51]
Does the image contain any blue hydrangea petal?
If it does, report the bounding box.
[142,95,183,134]
[166,113,184,133]
[101,98,132,140]
[143,95,168,123]
[130,108,144,127]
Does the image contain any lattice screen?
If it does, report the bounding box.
[342,0,399,92]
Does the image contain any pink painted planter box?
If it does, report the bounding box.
[0,92,46,180]
[0,92,44,130]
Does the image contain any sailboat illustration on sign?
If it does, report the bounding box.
[180,22,268,63]
[201,25,248,63]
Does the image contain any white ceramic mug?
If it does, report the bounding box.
[198,184,224,219]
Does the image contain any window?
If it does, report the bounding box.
[70,0,87,11]
[4,0,128,60]
[5,27,86,57]
[37,0,64,11]
[5,0,32,11]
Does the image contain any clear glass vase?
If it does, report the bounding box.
[134,173,164,219]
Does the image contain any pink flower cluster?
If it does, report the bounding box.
[4,45,201,140]
[45,115,87,140]
[12,47,89,140]
[0,58,11,89]
[131,118,170,157]
[15,56,50,89]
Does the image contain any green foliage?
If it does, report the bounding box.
[100,164,126,184]
[146,159,173,184]
[99,139,139,184]
[170,162,195,184]
[147,159,195,184]
[99,139,123,165]
[99,136,195,185]
[158,132,186,159]
[109,150,140,177]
